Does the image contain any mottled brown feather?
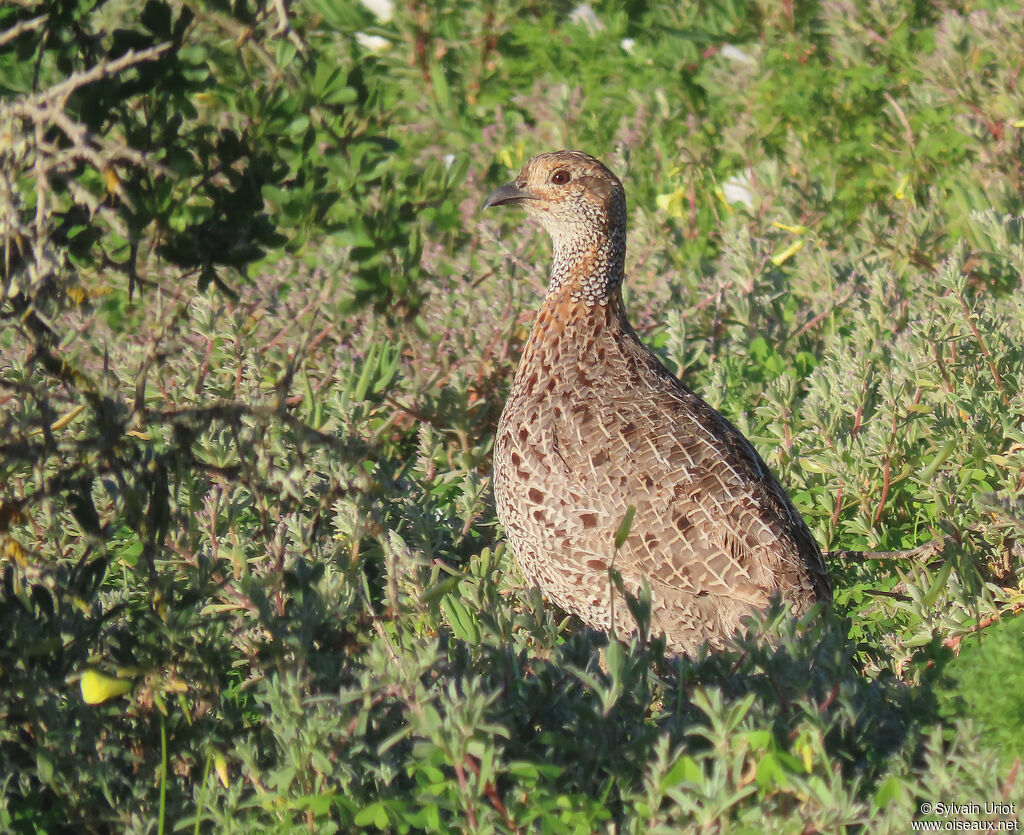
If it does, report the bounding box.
[486,150,831,653]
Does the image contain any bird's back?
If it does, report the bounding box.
[485,149,830,653]
[494,292,830,653]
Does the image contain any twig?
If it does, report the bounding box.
[830,539,945,563]
[462,754,519,832]
[883,91,915,151]
[829,482,844,532]
[954,290,1008,405]
[451,757,478,830]
[7,96,170,179]
[2,43,177,299]
[0,13,47,49]
[792,288,854,339]
[943,600,1024,654]
[33,43,173,107]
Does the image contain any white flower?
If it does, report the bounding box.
[360,0,394,22]
[569,4,604,32]
[620,38,635,54]
[443,154,456,169]
[720,43,756,66]
[355,32,391,54]
[722,172,755,208]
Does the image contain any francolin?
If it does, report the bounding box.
[483,150,831,654]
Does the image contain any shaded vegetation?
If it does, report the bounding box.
[1,0,1023,831]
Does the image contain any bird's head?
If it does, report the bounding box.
[483,150,626,247]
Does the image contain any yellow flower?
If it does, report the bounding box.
[771,238,804,266]
[2,536,27,566]
[498,142,527,171]
[214,752,230,788]
[771,221,807,235]
[893,172,910,201]
[795,731,816,773]
[102,166,122,197]
[655,186,687,219]
[80,670,132,704]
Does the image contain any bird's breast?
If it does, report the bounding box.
[495,297,649,505]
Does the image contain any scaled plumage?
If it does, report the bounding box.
[485,151,830,653]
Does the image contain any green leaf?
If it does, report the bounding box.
[354,801,389,829]
[275,39,298,70]
[873,776,904,810]
[442,593,481,643]
[429,61,453,113]
[661,754,704,789]
[614,505,636,550]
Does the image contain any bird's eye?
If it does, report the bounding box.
[550,169,571,185]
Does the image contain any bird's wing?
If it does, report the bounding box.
[552,350,829,603]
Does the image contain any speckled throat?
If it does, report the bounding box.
[543,180,626,305]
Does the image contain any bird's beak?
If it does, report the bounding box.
[482,182,534,211]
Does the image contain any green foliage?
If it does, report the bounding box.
[2,0,1024,831]
[0,0,460,308]
[936,612,1024,768]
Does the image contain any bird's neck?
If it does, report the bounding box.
[545,225,626,307]
[527,280,630,358]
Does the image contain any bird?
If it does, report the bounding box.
[483,150,831,654]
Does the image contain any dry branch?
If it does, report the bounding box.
[0,13,47,49]
[830,539,946,563]
[1,43,174,298]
